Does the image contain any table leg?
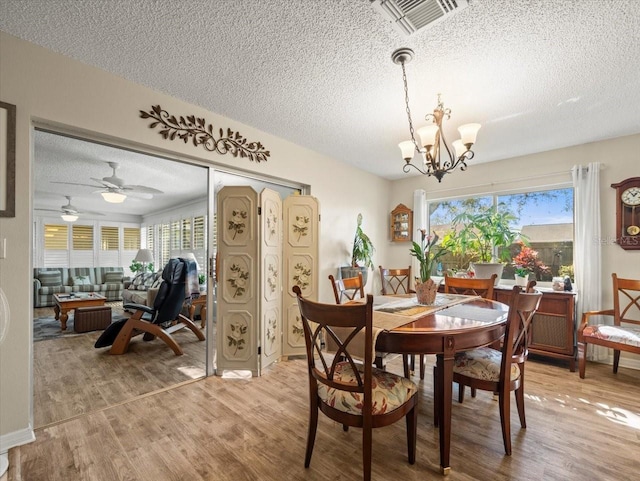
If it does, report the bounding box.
[54,304,60,320]
[437,336,455,475]
[200,305,207,329]
[59,309,69,331]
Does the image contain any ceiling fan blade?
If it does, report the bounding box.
[121,185,164,194]
[123,191,154,200]
[90,177,118,189]
[51,181,103,189]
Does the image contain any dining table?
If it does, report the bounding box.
[371,293,510,475]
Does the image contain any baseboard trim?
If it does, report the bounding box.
[0,426,35,453]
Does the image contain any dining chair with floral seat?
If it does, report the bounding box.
[435,286,542,455]
[417,274,499,382]
[578,274,640,379]
[293,285,419,481]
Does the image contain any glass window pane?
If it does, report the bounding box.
[44,224,68,250]
[72,225,93,250]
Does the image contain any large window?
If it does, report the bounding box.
[429,188,574,281]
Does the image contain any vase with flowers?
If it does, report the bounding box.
[410,229,448,305]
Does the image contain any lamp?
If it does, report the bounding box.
[134,248,154,272]
[181,252,200,270]
[101,191,127,203]
[60,213,78,222]
[392,47,481,183]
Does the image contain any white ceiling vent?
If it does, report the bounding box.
[372,0,469,36]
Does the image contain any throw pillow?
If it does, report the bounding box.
[104,271,123,283]
[39,271,62,287]
[71,275,91,286]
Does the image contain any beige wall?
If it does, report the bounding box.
[386,134,640,289]
[2,30,639,449]
[0,32,391,447]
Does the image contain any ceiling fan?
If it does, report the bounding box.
[36,196,105,222]
[53,161,164,202]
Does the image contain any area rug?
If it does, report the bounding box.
[33,302,127,342]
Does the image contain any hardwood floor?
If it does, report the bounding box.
[32,306,206,428]
[10,354,640,480]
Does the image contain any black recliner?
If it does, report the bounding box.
[95,258,205,355]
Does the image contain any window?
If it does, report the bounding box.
[44,224,68,250]
[72,225,93,250]
[182,218,192,250]
[193,215,206,249]
[429,188,574,281]
[170,220,180,252]
[123,227,141,250]
[101,226,119,250]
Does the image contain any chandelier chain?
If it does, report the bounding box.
[401,61,420,152]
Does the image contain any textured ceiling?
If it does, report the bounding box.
[2,0,640,183]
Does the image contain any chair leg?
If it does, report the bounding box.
[419,354,426,380]
[458,383,465,403]
[471,387,477,398]
[405,404,417,464]
[402,355,410,378]
[305,397,319,468]
[515,365,526,428]
[498,389,512,455]
[578,341,587,379]
[363,422,373,481]
[111,317,184,356]
[613,349,620,374]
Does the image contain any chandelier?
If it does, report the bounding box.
[392,47,481,182]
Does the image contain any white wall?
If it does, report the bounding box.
[0,32,391,449]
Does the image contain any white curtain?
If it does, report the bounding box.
[412,189,427,289]
[572,163,606,360]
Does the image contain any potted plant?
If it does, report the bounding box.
[409,229,448,304]
[449,207,524,284]
[513,266,531,287]
[512,242,550,284]
[130,260,154,274]
[340,213,375,285]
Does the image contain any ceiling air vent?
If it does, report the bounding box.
[371,0,469,36]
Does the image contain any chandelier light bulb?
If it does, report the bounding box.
[458,123,481,148]
[398,141,415,161]
[416,124,439,150]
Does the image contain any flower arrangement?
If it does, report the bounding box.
[512,242,550,279]
[410,229,449,283]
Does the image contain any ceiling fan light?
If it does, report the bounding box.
[101,191,126,203]
[61,213,78,222]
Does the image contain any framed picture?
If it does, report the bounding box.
[0,101,16,217]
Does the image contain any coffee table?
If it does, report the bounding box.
[53,293,107,331]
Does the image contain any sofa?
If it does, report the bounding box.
[33,267,128,308]
[121,271,162,307]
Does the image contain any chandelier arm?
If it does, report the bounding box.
[403,161,431,176]
[400,61,421,153]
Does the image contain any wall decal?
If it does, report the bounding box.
[140,105,270,163]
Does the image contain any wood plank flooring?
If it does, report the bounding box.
[32,306,206,428]
[10,353,640,480]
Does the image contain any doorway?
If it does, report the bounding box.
[32,128,301,427]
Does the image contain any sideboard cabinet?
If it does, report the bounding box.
[493,286,577,371]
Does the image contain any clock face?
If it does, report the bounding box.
[621,187,640,206]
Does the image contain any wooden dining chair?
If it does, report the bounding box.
[379,266,413,295]
[329,272,365,304]
[578,274,640,379]
[329,273,408,374]
[293,285,418,481]
[443,273,498,298]
[437,286,542,455]
[416,274,499,381]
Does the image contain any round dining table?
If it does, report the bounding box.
[375,297,509,475]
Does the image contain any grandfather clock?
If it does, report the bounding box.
[611,177,640,250]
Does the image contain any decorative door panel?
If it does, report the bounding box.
[259,188,282,371]
[282,195,319,357]
[216,186,259,375]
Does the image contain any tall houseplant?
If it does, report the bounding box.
[340,213,375,285]
[449,207,524,283]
